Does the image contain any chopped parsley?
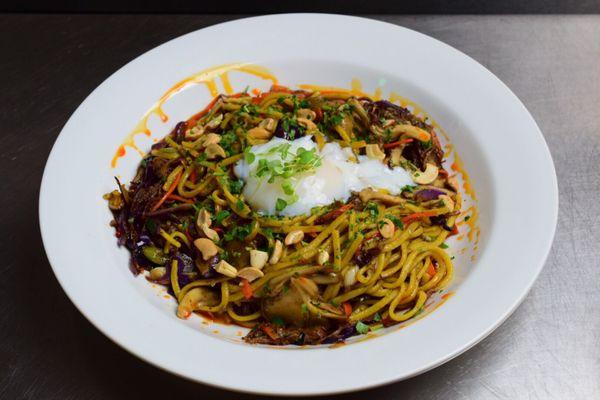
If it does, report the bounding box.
[373,313,382,322]
[279,115,303,139]
[401,184,417,193]
[195,152,207,164]
[236,199,245,211]
[322,110,343,128]
[439,242,449,249]
[384,214,404,229]
[228,179,244,195]
[262,227,274,240]
[219,131,238,156]
[223,221,255,242]
[365,202,379,219]
[214,210,230,225]
[239,103,258,115]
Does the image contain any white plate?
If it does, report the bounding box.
[39,14,557,395]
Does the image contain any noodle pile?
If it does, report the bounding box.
[106,86,460,345]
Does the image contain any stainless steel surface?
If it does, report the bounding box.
[1,14,599,399]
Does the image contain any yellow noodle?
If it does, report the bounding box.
[226,306,261,322]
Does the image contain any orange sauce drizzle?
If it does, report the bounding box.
[450,152,477,201]
[461,205,480,242]
[111,63,278,167]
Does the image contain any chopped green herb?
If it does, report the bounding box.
[214,210,231,225]
[279,115,303,139]
[195,153,208,164]
[223,221,255,242]
[281,181,295,196]
[240,103,258,115]
[464,215,471,222]
[421,140,432,149]
[384,214,404,229]
[365,202,379,219]
[244,148,256,164]
[322,110,343,128]
[229,179,244,195]
[401,185,417,193]
[262,227,274,240]
[373,313,382,322]
[219,131,238,156]
[439,243,449,249]
[355,321,370,334]
[236,199,245,211]
[253,144,321,209]
[276,198,288,212]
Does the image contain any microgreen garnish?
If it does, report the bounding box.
[244,147,256,164]
[275,198,288,212]
[252,144,322,212]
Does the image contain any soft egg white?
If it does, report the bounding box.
[233,136,414,216]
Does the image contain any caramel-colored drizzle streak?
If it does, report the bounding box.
[111,63,278,167]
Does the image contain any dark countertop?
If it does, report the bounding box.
[1,14,599,399]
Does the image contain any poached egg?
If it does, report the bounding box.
[233,136,414,216]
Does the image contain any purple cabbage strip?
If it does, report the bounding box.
[414,188,446,202]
